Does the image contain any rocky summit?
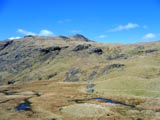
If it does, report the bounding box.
[0,35,160,120]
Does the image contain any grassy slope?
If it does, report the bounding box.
[0,39,160,120]
[6,40,160,97]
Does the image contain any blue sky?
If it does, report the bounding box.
[0,0,160,43]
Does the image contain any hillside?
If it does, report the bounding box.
[0,35,160,120]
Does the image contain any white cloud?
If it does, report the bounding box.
[17,29,54,36]
[39,29,54,36]
[98,35,107,38]
[142,33,156,39]
[8,36,21,40]
[108,23,139,32]
[17,29,36,35]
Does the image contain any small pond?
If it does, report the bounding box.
[70,97,135,108]
[16,100,31,111]
[88,98,135,107]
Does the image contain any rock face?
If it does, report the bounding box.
[102,64,125,74]
[65,68,80,82]
[107,54,128,60]
[40,46,61,54]
[88,71,97,80]
[0,40,13,51]
[145,49,158,54]
[89,47,103,55]
[72,44,90,51]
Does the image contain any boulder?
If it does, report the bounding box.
[102,64,125,74]
[88,71,97,80]
[107,54,128,60]
[8,80,15,85]
[0,40,13,51]
[136,45,145,50]
[89,47,103,55]
[72,44,90,51]
[40,46,61,54]
[145,49,158,54]
[65,68,80,82]
[86,84,95,89]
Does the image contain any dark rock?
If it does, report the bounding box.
[40,46,61,54]
[24,35,35,38]
[68,68,80,75]
[137,118,142,120]
[102,64,125,74]
[0,52,8,56]
[87,89,94,94]
[136,45,145,49]
[72,44,90,51]
[0,76,3,85]
[145,49,158,54]
[107,54,128,60]
[61,46,69,49]
[8,80,15,85]
[51,118,57,120]
[65,68,80,82]
[0,40,13,51]
[86,84,95,89]
[58,35,69,39]
[89,47,103,55]
[47,72,57,79]
[88,71,97,80]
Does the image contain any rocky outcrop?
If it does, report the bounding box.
[0,40,13,51]
[88,71,97,80]
[40,46,61,54]
[65,68,80,82]
[89,47,103,55]
[107,54,128,60]
[145,49,158,54]
[72,44,90,51]
[102,64,125,74]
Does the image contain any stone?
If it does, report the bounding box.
[87,89,94,94]
[88,71,97,80]
[86,84,95,89]
[47,72,57,79]
[40,46,61,54]
[0,40,13,51]
[89,47,103,55]
[8,80,15,85]
[107,54,128,60]
[72,44,90,51]
[145,49,158,54]
[102,64,125,74]
[65,68,80,82]
[136,45,145,49]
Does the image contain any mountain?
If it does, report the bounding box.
[0,35,160,86]
[0,35,160,120]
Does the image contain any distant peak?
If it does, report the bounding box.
[69,34,90,42]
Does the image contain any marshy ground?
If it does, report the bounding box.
[0,80,160,120]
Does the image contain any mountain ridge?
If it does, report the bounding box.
[0,35,160,86]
